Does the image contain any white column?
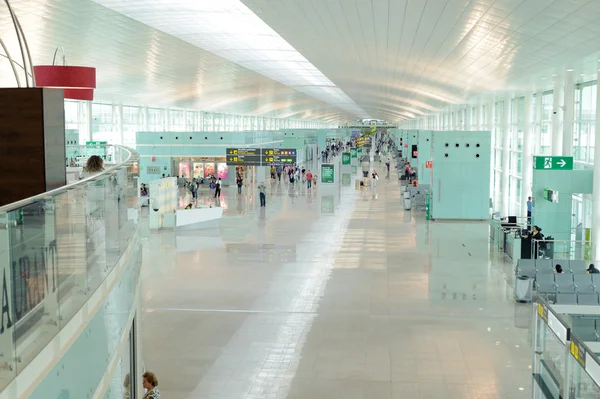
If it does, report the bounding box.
[534,90,543,155]
[476,103,482,130]
[562,71,575,156]
[522,91,534,218]
[117,104,124,145]
[501,99,511,216]
[552,78,563,155]
[80,101,92,144]
[464,107,471,131]
[592,61,600,261]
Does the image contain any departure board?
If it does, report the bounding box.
[226,148,261,165]
[261,148,297,166]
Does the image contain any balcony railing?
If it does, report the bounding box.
[0,145,139,391]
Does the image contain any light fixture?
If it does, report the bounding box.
[567,69,574,72]
[552,74,558,77]
[33,47,96,100]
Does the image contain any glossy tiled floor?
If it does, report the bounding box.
[139,157,533,399]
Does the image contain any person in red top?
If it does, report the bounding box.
[306,170,313,190]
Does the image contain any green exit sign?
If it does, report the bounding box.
[534,156,573,170]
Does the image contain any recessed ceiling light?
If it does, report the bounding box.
[580,74,586,77]
[567,69,574,72]
[541,78,546,80]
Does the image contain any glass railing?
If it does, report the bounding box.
[0,145,139,391]
[532,239,593,261]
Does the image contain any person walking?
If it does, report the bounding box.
[190,179,198,200]
[306,170,313,190]
[527,196,532,225]
[214,178,222,198]
[237,176,243,194]
[258,181,266,207]
[371,169,379,190]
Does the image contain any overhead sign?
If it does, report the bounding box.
[261,148,297,166]
[321,163,335,183]
[350,148,357,158]
[147,166,161,175]
[426,161,433,169]
[534,156,573,170]
[85,141,107,147]
[226,148,297,166]
[226,148,261,165]
[342,152,351,165]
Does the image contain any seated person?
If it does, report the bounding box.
[587,264,600,274]
[555,264,564,274]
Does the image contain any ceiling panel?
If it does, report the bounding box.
[0,0,355,122]
[242,0,600,121]
[4,0,600,123]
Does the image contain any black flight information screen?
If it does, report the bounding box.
[226,148,261,165]
[261,149,297,166]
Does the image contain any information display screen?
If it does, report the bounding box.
[261,148,297,166]
[321,163,335,183]
[342,152,351,165]
[226,148,261,165]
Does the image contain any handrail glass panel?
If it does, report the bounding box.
[0,145,139,391]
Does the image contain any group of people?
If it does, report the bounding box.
[283,165,314,188]
[554,263,599,274]
[322,142,345,162]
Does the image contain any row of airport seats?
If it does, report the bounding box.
[516,259,587,277]
[572,318,600,341]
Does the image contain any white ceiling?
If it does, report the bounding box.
[3,0,600,123]
[241,0,600,120]
[0,0,355,122]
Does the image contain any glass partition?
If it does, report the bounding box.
[0,145,139,391]
[532,239,593,261]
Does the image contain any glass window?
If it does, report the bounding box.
[169,109,185,130]
[91,103,118,143]
[147,108,165,131]
[122,106,140,147]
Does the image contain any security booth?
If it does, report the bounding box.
[533,297,600,398]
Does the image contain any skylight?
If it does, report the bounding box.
[91,0,369,118]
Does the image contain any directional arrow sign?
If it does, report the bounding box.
[534,156,573,171]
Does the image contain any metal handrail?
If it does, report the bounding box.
[0,145,135,214]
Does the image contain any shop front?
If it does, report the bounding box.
[171,157,231,184]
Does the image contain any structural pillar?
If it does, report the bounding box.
[464,107,471,131]
[534,90,543,155]
[562,71,575,156]
[552,78,563,155]
[501,99,511,216]
[591,61,600,261]
[476,103,483,130]
[522,91,534,218]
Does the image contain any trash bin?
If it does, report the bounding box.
[514,275,533,303]
[403,191,411,210]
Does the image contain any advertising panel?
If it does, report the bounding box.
[217,163,228,180]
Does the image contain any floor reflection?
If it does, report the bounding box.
[140,159,531,399]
